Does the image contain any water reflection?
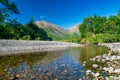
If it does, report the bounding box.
[0,46,107,80]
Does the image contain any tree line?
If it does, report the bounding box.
[79,11,120,44]
[0,0,52,40]
[1,0,120,43]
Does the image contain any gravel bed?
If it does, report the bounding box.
[84,43,120,80]
[0,40,82,55]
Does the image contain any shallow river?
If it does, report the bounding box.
[0,46,107,80]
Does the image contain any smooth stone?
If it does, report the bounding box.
[86,70,91,75]
[105,56,111,61]
[86,70,91,73]
[109,76,114,79]
[114,68,120,74]
[103,67,107,71]
[96,58,101,62]
[91,72,95,75]
[93,64,99,68]
[102,59,106,62]
[96,56,102,59]
[98,76,104,80]
[15,74,20,78]
[111,55,117,60]
[113,77,119,80]
[103,54,108,58]
[83,61,86,64]
[94,73,100,78]
[83,63,86,66]
[117,56,120,59]
[105,77,110,80]
[90,58,92,61]
[92,58,96,61]
[64,70,67,73]
[118,75,120,79]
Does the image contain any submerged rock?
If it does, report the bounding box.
[85,43,120,79]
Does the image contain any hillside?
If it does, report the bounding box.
[35,21,70,40]
[68,24,80,35]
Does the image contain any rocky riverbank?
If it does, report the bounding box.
[0,40,82,55]
[84,43,120,80]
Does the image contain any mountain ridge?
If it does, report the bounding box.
[68,24,80,35]
[35,21,70,40]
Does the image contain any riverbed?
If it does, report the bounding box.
[0,46,107,80]
[84,43,120,80]
[0,40,82,55]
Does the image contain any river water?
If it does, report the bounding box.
[0,46,107,80]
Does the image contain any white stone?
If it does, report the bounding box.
[92,58,96,61]
[83,61,86,64]
[94,73,100,78]
[96,56,102,59]
[90,58,92,61]
[93,64,99,68]
[103,54,108,58]
[86,70,91,73]
[111,55,117,60]
[103,67,107,71]
[109,76,114,79]
[102,59,106,62]
[113,77,119,80]
[117,56,120,59]
[86,70,91,75]
[105,56,111,61]
[114,68,120,74]
[105,77,110,80]
[91,72,95,75]
[118,75,120,79]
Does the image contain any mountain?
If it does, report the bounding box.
[35,21,70,40]
[68,24,80,35]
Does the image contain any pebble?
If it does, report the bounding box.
[0,40,82,55]
[15,74,20,78]
[114,68,120,74]
[105,77,110,80]
[85,43,120,79]
[92,64,99,68]
[86,70,91,73]
[94,73,100,78]
[86,70,91,75]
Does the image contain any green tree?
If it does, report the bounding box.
[24,17,52,40]
[0,0,19,24]
[79,11,120,44]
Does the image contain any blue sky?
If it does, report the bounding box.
[10,0,120,29]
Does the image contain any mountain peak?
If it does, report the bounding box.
[35,20,50,28]
[68,24,80,34]
[35,20,45,23]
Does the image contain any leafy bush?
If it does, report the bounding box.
[80,33,120,45]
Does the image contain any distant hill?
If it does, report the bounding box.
[35,21,70,40]
[68,24,80,35]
